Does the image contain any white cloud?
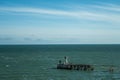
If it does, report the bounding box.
[0,5,120,24]
[92,3,120,12]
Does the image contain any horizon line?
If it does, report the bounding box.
[0,43,120,45]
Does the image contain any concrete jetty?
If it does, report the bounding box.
[57,56,94,71]
[57,64,94,71]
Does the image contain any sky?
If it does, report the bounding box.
[0,0,120,44]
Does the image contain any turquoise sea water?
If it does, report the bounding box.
[0,45,120,80]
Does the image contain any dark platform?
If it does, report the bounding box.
[57,64,94,71]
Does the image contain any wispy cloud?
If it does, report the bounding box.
[0,3,120,23]
[91,3,120,12]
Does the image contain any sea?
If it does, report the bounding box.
[0,44,120,80]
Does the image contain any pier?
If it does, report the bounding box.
[57,64,94,71]
[57,56,94,71]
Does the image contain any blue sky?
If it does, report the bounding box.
[0,0,120,44]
